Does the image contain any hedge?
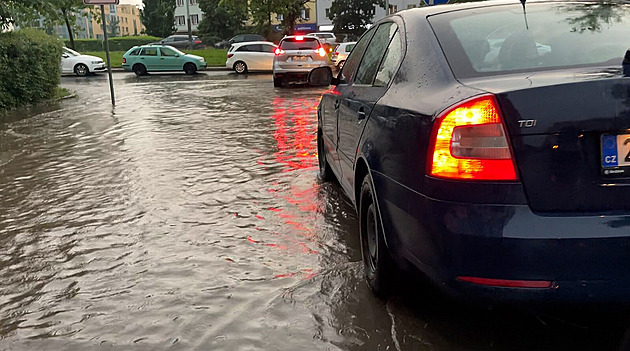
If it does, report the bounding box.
[65,35,161,52]
[0,29,63,110]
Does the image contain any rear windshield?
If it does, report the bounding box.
[279,38,319,50]
[428,3,630,78]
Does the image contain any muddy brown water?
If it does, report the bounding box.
[0,72,626,350]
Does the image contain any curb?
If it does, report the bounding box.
[109,67,228,73]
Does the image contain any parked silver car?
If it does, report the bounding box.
[272,35,330,87]
[331,42,356,69]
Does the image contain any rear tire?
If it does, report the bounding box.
[74,63,89,77]
[133,64,147,76]
[273,77,283,88]
[359,174,394,298]
[184,63,197,75]
[317,130,333,181]
[234,61,248,74]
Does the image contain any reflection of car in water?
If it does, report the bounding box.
[314,0,630,305]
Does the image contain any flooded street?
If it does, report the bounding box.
[0,72,627,350]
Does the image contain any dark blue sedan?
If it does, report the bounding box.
[313,0,630,304]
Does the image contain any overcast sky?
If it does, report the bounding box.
[119,0,143,6]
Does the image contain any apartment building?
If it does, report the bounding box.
[89,4,144,39]
[174,0,203,33]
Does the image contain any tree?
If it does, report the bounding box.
[140,0,175,38]
[1,0,86,49]
[108,16,119,37]
[276,0,311,35]
[329,0,384,36]
[249,0,279,37]
[197,0,248,39]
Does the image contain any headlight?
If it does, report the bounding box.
[92,61,103,64]
[199,58,205,62]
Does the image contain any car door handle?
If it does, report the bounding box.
[160,58,165,60]
[334,100,340,109]
[357,108,366,120]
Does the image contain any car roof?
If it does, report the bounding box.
[394,0,576,19]
[231,41,277,47]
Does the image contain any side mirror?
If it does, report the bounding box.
[175,54,180,57]
[308,67,337,86]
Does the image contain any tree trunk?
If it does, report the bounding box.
[62,8,75,50]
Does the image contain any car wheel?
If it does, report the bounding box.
[184,63,197,75]
[74,63,89,77]
[317,129,334,181]
[233,61,248,74]
[273,77,283,88]
[337,60,345,70]
[133,64,147,76]
[359,173,394,298]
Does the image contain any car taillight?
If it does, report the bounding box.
[275,48,285,55]
[314,47,326,57]
[333,52,339,56]
[296,36,304,41]
[227,54,234,58]
[194,40,202,44]
[428,94,518,181]
[122,58,126,64]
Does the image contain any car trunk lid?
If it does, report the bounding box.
[461,69,630,213]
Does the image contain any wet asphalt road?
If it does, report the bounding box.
[0,71,628,350]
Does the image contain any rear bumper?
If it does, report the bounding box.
[373,172,630,305]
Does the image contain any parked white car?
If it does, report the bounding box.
[225,41,277,74]
[331,42,356,69]
[61,47,106,77]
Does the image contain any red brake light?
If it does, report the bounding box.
[122,58,126,64]
[274,48,285,55]
[194,40,202,44]
[428,95,518,181]
[295,36,304,41]
[333,52,339,56]
[314,47,326,57]
[227,53,234,58]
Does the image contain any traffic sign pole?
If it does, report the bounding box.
[101,4,115,106]
[83,0,118,106]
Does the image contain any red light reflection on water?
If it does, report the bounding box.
[246,95,323,280]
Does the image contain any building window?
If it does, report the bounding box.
[325,8,330,18]
[175,15,186,26]
[276,14,283,21]
[189,0,197,4]
[109,4,116,12]
[407,4,416,8]
[176,0,184,6]
[300,8,310,20]
[190,14,199,25]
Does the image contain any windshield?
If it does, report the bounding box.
[279,38,320,50]
[63,47,80,56]
[428,2,630,78]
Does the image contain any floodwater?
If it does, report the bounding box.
[0,72,627,350]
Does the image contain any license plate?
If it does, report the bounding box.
[601,133,630,177]
[291,56,308,61]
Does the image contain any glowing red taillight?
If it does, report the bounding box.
[122,58,126,64]
[428,95,518,181]
[274,48,285,55]
[227,53,234,58]
[314,47,326,57]
[295,36,304,41]
[333,51,339,56]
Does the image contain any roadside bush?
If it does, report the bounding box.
[65,35,160,52]
[0,29,62,110]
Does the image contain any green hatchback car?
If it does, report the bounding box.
[122,45,207,76]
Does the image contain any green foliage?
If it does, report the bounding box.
[277,0,310,35]
[329,0,384,36]
[198,0,248,39]
[141,0,176,38]
[0,29,63,110]
[64,36,161,52]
